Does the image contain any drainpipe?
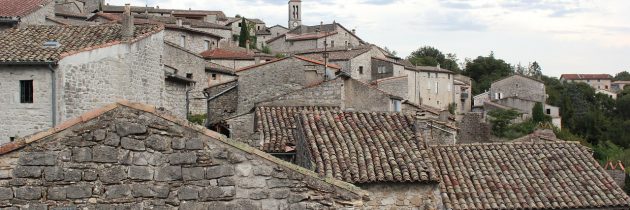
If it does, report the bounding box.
[48,64,57,127]
[185,85,192,120]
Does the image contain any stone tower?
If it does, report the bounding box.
[288,0,302,29]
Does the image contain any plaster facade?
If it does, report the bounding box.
[407,69,455,110]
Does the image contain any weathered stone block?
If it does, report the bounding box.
[267,178,293,188]
[44,167,64,181]
[228,151,247,163]
[128,166,153,180]
[185,138,204,150]
[200,186,235,200]
[182,167,205,181]
[155,166,182,181]
[153,185,170,199]
[12,166,42,178]
[103,132,121,146]
[252,165,273,176]
[171,138,186,150]
[93,129,107,141]
[22,203,47,210]
[271,189,290,199]
[66,185,92,199]
[47,187,66,201]
[121,137,146,151]
[15,186,42,200]
[64,169,82,182]
[169,152,197,165]
[205,165,235,179]
[288,193,308,203]
[146,135,170,151]
[116,122,147,137]
[131,184,156,198]
[72,147,92,162]
[217,177,235,186]
[178,185,200,200]
[0,187,13,200]
[93,146,119,163]
[0,169,10,179]
[105,184,131,199]
[100,166,126,184]
[18,152,57,166]
[249,190,269,200]
[237,176,267,189]
[83,169,97,181]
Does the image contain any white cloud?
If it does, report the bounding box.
[106,0,630,77]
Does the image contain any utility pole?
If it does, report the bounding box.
[319,21,329,80]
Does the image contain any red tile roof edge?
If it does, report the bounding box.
[235,56,340,73]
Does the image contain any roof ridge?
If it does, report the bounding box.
[0,101,369,197]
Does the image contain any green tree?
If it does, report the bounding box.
[532,102,549,123]
[407,46,461,73]
[238,18,250,48]
[462,52,513,95]
[614,71,630,81]
[487,109,520,137]
[618,94,630,120]
[528,61,542,79]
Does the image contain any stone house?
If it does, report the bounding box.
[597,88,618,100]
[163,67,196,118]
[204,79,239,135]
[561,73,613,91]
[612,81,630,93]
[101,4,227,23]
[201,47,275,70]
[205,62,237,87]
[473,91,489,108]
[257,25,289,50]
[490,74,546,102]
[406,65,456,110]
[224,17,267,47]
[162,41,209,116]
[0,101,371,209]
[267,25,290,38]
[0,9,165,143]
[266,22,364,53]
[295,45,404,82]
[0,0,55,30]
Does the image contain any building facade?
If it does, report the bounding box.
[406,66,455,110]
[561,74,613,91]
[267,23,363,53]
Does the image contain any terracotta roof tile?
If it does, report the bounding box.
[256,106,339,153]
[0,0,49,17]
[236,56,340,72]
[200,48,269,60]
[298,110,439,183]
[0,24,163,63]
[431,142,630,210]
[561,74,613,80]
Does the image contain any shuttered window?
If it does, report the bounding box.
[20,80,33,103]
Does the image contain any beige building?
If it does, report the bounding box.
[612,80,630,93]
[406,66,456,110]
[267,22,364,53]
[454,74,472,113]
[560,74,613,90]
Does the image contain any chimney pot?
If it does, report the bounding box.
[121,3,135,39]
[352,29,356,34]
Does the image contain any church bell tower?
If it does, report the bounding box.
[288,0,302,29]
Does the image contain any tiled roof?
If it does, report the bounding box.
[205,61,235,75]
[101,5,226,19]
[200,48,272,60]
[408,66,454,74]
[561,74,613,80]
[236,55,341,72]
[431,142,630,210]
[256,106,339,153]
[0,24,163,64]
[286,31,338,41]
[0,0,49,17]
[298,110,438,184]
[296,45,373,61]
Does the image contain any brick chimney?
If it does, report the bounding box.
[121,4,135,39]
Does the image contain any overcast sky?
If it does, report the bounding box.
[107,0,630,77]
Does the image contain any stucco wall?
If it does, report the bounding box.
[56,32,165,123]
[408,70,454,110]
[0,66,54,143]
[374,76,408,99]
[0,106,365,209]
[564,79,613,91]
[343,78,392,112]
[163,43,207,115]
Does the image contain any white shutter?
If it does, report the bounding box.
[448,83,452,92]
[427,81,431,90]
[435,81,439,94]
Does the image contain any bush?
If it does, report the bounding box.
[487,109,520,137]
[188,114,206,126]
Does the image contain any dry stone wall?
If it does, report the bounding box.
[0,105,366,209]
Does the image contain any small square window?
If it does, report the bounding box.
[20,80,33,103]
[427,72,430,78]
[186,73,193,79]
[10,137,15,142]
[212,74,217,80]
[359,66,363,74]
[546,109,551,115]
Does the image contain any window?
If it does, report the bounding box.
[378,66,386,74]
[186,73,193,79]
[427,72,430,78]
[587,80,590,82]
[598,79,601,82]
[20,80,33,103]
[392,100,402,112]
[448,82,452,92]
[257,26,261,30]
[345,41,348,46]
[546,109,551,115]
[448,74,451,79]
[331,40,335,47]
[211,74,217,80]
[10,137,15,142]
[435,73,438,78]
[434,81,439,94]
[180,35,186,47]
[427,81,432,90]
[359,66,363,74]
[605,85,609,89]
[238,23,242,27]
[204,40,210,50]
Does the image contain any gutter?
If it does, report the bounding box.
[47,64,57,127]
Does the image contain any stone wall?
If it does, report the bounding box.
[607,170,626,189]
[344,78,392,112]
[349,47,386,82]
[163,43,208,115]
[163,29,220,54]
[0,66,54,143]
[0,105,366,209]
[490,75,546,103]
[210,59,256,71]
[373,76,408,99]
[19,1,54,26]
[257,78,343,108]
[370,58,395,82]
[458,112,492,144]
[225,113,259,148]
[57,31,165,122]
[206,80,238,125]
[163,80,188,118]
[358,183,442,210]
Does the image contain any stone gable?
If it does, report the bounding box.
[0,101,367,209]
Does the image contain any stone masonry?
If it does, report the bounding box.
[0,102,367,209]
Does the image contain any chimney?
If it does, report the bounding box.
[176,18,183,27]
[121,4,135,39]
[254,52,261,64]
[352,29,356,34]
[246,39,250,52]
